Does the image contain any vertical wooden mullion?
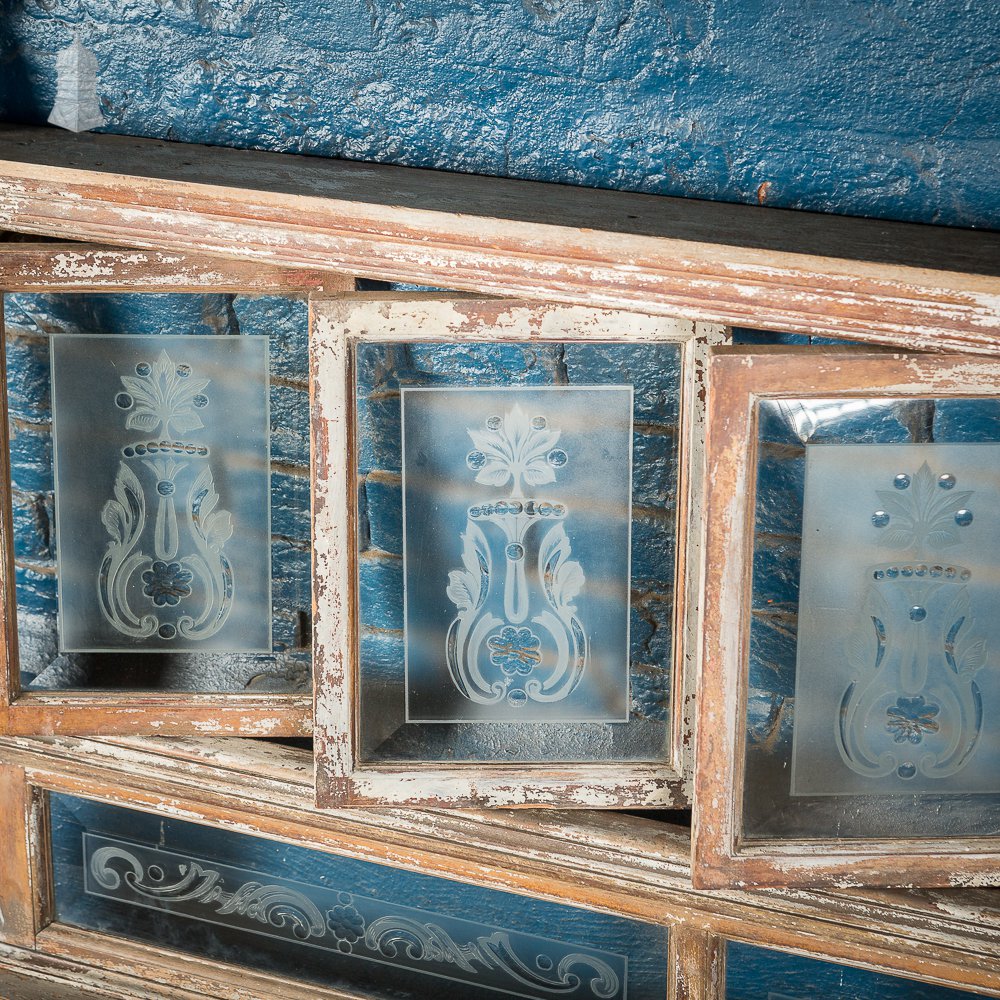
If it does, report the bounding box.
[0,295,20,712]
[669,924,725,999]
[0,764,35,947]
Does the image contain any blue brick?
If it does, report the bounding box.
[356,393,402,475]
[14,564,58,618]
[364,474,402,554]
[270,537,310,611]
[359,629,405,683]
[563,343,681,421]
[5,332,51,424]
[747,611,798,701]
[358,554,404,630]
[630,510,674,584]
[11,490,54,562]
[233,296,309,383]
[269,383,310,469]
[753,448,805,537]
[933,399,1000,442]
[8,424,53,495]
[752,534,801,610]
[631,427,677,509]
[269,470,310,542]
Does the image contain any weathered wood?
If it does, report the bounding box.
[312,294,710,808]
[695,347,1000,890]
[0,261,317,737]
[0,126,997,349]
[1,735,999,996]
[0,242,352,293]
[0,765,33,949]
[669,925,725,999]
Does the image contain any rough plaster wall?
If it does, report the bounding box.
[0,0,997,228]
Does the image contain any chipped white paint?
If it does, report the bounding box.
[311,296,710,810]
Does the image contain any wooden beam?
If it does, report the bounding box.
[0,241,351,293]
[0,126,996,349]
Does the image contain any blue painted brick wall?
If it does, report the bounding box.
[1,1,997,228]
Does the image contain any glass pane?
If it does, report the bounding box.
[403,387,633,724]
[726,941,986,999]
[51,335,271,653]
[5,293,311,692]
[355,341,681,763]
[743,397,1000,839]
[51,792,669,1000]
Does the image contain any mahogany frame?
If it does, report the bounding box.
[311,293,722,808]
[694,346,1000,890]
[0,241,350,736]
[0,735,999,998]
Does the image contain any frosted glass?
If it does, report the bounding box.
[52,794,670,999]
[402,387,633,724]
[51,335,271,653]
[791,444,1000,797]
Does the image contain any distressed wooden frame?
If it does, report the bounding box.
[0,734,998,998]
[0,126,997,352]
[311,293,722,809]
[0,241,350,736]
[694,347,1000,890]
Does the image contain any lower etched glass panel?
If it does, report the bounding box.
[52,793,669,999]
[726,941,985,999]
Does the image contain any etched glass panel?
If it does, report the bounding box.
[5,291,311,693]
[354,340,681,764]
[403,387,632,724]
[743,397,1000,840]
[726,941,985,999]
[51,793,669,999]
[792,444,999,796]
[51,335,271,652]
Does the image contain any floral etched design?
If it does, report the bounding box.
[886,695,941,744]
[488,625,542,676]
[119,350,211,438]
[465,405,564,497]
[327,893,366,953]
[872,462,973,549]
[142,560,193,606]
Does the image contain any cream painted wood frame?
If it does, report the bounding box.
[312,293,722,808]
[0,735,999,998]
[0,240,349,736]
[694,347,1000,890]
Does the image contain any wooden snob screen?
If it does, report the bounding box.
[694,347,1000,889]
[312,294,722,808]
[0,243,350,736]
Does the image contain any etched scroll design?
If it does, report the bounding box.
[836,462,989,780]
[445,405,588,708]
[98,350,234,642]
[86,838,623,998]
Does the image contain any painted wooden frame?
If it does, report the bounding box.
[0,734,998,998]
[0,126,997,351]
[0,241,350,736]
[312,293,722,809]
[694,347,1000,890]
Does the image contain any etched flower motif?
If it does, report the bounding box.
[327,895,365,952]
[466,405,562,496]
[142,560,193,606]
[886,695,940,744]
[119,350,211,438]
[488,625,542,676]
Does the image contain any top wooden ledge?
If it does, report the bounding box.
[0,125,997,349]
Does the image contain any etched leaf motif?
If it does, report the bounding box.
[169,411,204,434]
[465,404,563,495]
[125,410,160,432]
[539,524,585,612]
[204,511,234,551]
[446,523,489,611]
[101,500,126,544]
